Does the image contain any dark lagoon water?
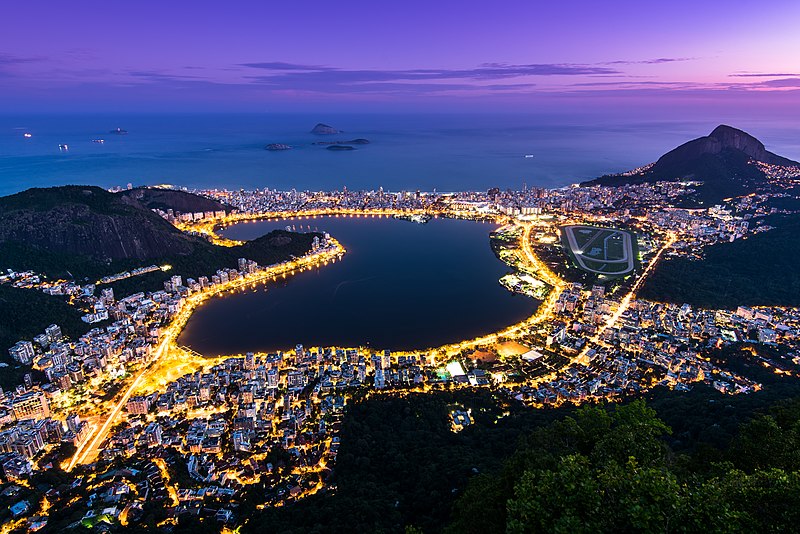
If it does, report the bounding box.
[177,216,536,354]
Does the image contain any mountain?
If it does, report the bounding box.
[0,186,316,282]
[311,123,341,134]
[583,125,799,204]
[0,186,202,265]
[118,187,231,214]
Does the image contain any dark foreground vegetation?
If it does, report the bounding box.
[231,344,800,534]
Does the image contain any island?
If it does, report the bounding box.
[265,143,293,151]
[310,122,341,134]
[326,145,355,151]
[313,138,370,146]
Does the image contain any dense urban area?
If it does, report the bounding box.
[2,155,800,532]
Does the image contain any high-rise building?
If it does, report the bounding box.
[126,395,151,414]
[12,391,50,421]
[9,341,35,365]
[66,413,81,433]
[45,324,62,343]
[145,422,162,445]
[267,368,279,388]
[101,287,115,304]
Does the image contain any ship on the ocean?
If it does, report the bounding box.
[110,127,128,135]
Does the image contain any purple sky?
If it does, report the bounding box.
[2,0,799,113]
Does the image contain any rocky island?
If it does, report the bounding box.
[310,122,341,134]
[326,145,355,151]
[265,143,293,151]
[313,138,370,146]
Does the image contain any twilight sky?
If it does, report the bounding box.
[1,0,799,113]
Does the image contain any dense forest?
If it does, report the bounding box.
[640,213,800,309]
[0,285,89,388]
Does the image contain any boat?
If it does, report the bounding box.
[524,154,535,158]
[92,139,105,144]
[23,132,32,138]
[58,144,69,151]
[110,127,128,135]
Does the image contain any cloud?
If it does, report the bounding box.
[730,72,800,78]
[240,62,338,71]
[241,62,620,82]
[0,53,44,66]
[570,80,697,88]
[604,57,695,65]
[757,77,800,88]
[233,62,616,95]
[128,70,207,82]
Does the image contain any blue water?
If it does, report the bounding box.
[3,113,797,196]
[178,216,534,354]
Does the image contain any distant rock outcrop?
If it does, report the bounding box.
[653,125,796,171]
[326,145,355,151]
[583,125,799,204]
[311,123,341,135]
[265,143,293,151]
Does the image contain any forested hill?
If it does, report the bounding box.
[0,185,315,285]
[639,212,800,309]
[0,186,205,271]
[118,187,232,214]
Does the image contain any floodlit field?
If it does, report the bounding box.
[561,225,637,276]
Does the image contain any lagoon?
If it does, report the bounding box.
[177,216,536,354]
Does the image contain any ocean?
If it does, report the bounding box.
[2,113,797,196]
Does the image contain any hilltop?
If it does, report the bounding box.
[0,186,203,272]
[584,125,799,204]
[0,186,317,284]
[118,187,231,214]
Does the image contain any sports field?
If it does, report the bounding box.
[561,225,637,276]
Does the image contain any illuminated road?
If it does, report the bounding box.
[68,334,172,470]
[582,232,677,355]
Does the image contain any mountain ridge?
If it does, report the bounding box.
[583,125,799,204]
[0,186,202,263]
